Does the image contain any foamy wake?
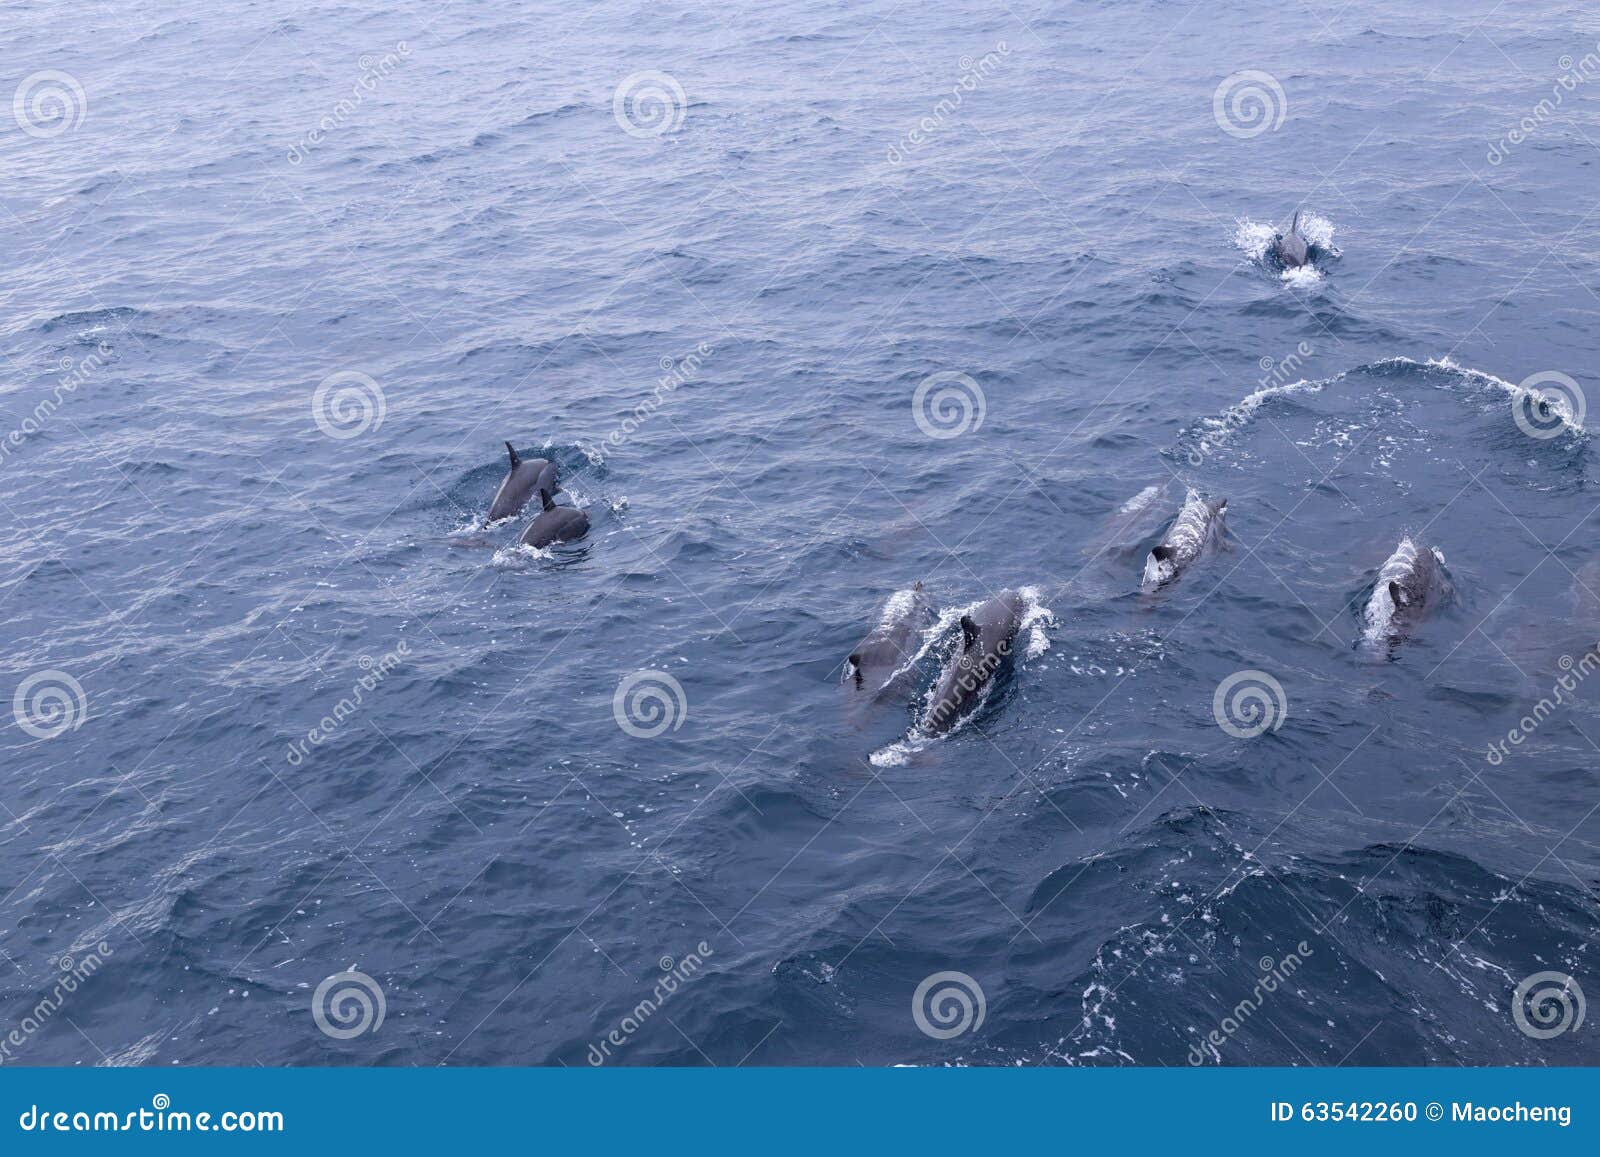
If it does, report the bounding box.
[1383,355,1585,434]
[1017,584,1056,660]
[491,542,554,566]
[1233,219,1278,263]
[1186,354,1584,459]
[1186,371,1346,460]
[1119,485,1160,515]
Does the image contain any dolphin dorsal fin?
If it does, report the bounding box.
[1388,580,1409,608]
[960,615,979,650]
[1291,209,1301,233]
[538,488,555,512]
[505,441,521,468]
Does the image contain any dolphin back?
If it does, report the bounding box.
[921,591,1023,734]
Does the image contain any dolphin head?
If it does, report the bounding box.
[1144,544,1178,586]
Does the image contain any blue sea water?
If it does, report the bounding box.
[3,0,1599,1067]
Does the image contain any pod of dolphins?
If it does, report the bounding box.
[489,211,1446,740]
[843,492,1448,739]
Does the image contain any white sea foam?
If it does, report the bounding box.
[876,585,922,630]
[1017,584,1055,660]
[1280,264,1323,288]
[1119,484,1160,515]
[1233,211,1338,280]
[491,542,554,567]
[1188,354,1585,461]
[1398,355,1585,434]
[1232,218,1277,262]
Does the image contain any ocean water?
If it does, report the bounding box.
[3,0,1599,1067]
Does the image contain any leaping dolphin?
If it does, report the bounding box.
[489,442,560,522]
[1142,489,1227,588]
[844,583,934,693]
[520,488,590,549]
[921,590,1025,736]
[1271,210,1310,269]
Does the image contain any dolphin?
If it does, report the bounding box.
[844,583,934,693]
[1271,210,1310,269]
[520,488,590,549]
[1142,489,1226,588]
[489,442,560,522]
[921,590,1025,736]
[1362,536,1447,646]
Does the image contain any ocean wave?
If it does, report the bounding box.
[1181,354,1586,460]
